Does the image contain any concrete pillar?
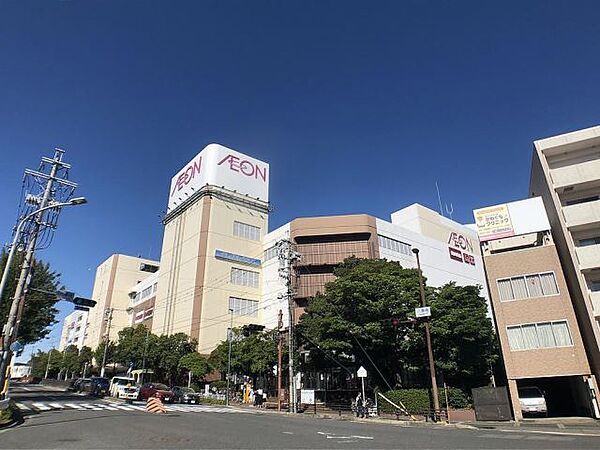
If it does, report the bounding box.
[587,375,600,419]
[508,379,522,421]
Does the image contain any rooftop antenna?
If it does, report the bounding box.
[445,203,454,220]
[435,182,444,217]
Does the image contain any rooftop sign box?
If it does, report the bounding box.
[168,144,269,212]
[473,197,550,242]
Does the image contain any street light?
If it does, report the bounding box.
[226,308,234,407]
[412,247,441,421]
[0,197,88,311]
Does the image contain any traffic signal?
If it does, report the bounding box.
[72,296,97,307]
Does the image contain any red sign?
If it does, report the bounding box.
[171,156,202,197]
[217,154,267,182]
[447,232,476,266]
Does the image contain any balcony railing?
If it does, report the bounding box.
[563,199,600,228]
[551,159,600,189]
[576,244,600,271]
[590,291,600,317]
[296,241,374,266]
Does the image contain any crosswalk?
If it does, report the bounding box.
[14,401,253,415]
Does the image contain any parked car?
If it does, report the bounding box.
[518,386,548,417]
[75,378,93,393]
[139,383,174,403]
[68,378,91,392]
[172,386,200,404]
[109,376,139,400]
[89,377,110,397]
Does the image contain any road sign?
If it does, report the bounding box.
[357,366,367,378]
[415,306,431,318]
[300,389,315,405]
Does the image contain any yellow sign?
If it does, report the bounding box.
[474,204,514,241]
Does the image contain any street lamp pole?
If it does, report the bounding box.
[412,247,441,421]
[226,308,234,407]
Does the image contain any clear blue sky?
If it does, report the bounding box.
[2,1,599,357]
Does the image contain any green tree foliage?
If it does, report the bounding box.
[94,341,117,369]
[78,346,93,372]
[61,344,80,376]
[179,352,211,379]
[0,252,61,344]
[29,349,61,378]
[154,333,197,386]
[297,258,424,387]
[209,329,279,380]
[115,325,156,369]
[297,258,498,392]
[428,282,498,391]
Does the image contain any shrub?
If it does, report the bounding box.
[210,380,227,390]
[378,388,470,414]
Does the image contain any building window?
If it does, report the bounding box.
[143,308,154,319]
[497,272,559,301]
[590,281,600,292]
[264,246,278,262]
[233,221,261,241]
[578,237,600,247]
[566,195,599,206]
[228,297,259,317]
[506,320,573,351]
[378,235,412,255]
[230,267,259,288]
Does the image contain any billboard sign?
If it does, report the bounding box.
[473,198,550,242]
[168,144,269,212]
[473,204,514,242]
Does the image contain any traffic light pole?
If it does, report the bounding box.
[412,248,441,421]
[277,309,283,412]
[100,308,113,378]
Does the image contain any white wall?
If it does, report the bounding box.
[261,223,291,330]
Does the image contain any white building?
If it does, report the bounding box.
[58,309,88,350]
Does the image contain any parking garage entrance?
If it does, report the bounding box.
[516,375,594,418]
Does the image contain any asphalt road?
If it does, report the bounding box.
[2,385,600,449]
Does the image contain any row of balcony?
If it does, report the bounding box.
[551,158,600,190]
[591,291,600,318]
[576,244,600,271]
[563,199,600,229]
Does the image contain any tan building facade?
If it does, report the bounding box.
[530,125,600,392]
[475,197,598,419]
[86,254,159,350]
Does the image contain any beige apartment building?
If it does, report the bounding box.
[475,198,598,419]
[86,254,159,350]
[530,125,600,397]
[152,144,270,354]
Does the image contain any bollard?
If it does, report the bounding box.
[145,396,166,414]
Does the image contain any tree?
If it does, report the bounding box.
[94,341,117,371]
[61,345,80,378]
[209,329,279,381]
[297,257,498,392]
[115,325,155,370]
[179,352,211,380]
[154,333,197,386]
[78,346,93,374]
[297,258,424,388]
[429,282,498,391]
[0,252,61,344]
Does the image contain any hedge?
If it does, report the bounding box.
[378,388,470,414]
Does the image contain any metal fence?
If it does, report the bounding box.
[472,386,512,421]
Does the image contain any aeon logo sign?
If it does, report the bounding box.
[217,154,267,182]
[447,232,476,266]
[171,156,202,196]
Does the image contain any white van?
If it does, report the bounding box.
[518,386,548,416]
[109,376,139,400]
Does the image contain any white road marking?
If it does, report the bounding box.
[94,404,119,411]
[31,402,51,411]
[282,431,294,435]
[79,403,103,411]
[48,403,65,409]
[64,403,85,410]
[15,402,30,410]
[107,403,136,411]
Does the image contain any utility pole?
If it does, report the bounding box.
[412,248,441,421]
[277,239,300,413]
[0,149,82,398]
[277,309,283,412]
[140,326,150,385]
[226,308,234,407]
[44,347,53,379]
[100,308,113,378]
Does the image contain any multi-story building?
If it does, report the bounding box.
[128,271,159,329]
[474,197,598,419]
[152,144,269,355]
[530,125,600,401]
[58,309,88,350]
[86,254,159,350]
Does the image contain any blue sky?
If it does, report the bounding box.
[2,1,599,357]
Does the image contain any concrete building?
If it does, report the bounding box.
[86,254,159,350]
[529,125,600,409]
[261,204,491,330]
[128,271,159,329]
[152,144,269,355]
[58,309,88,350]
[474,197,598,419]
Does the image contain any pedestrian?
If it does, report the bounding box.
[257,388,263,408]
[355,392,363,418]
[262,390,267,408]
